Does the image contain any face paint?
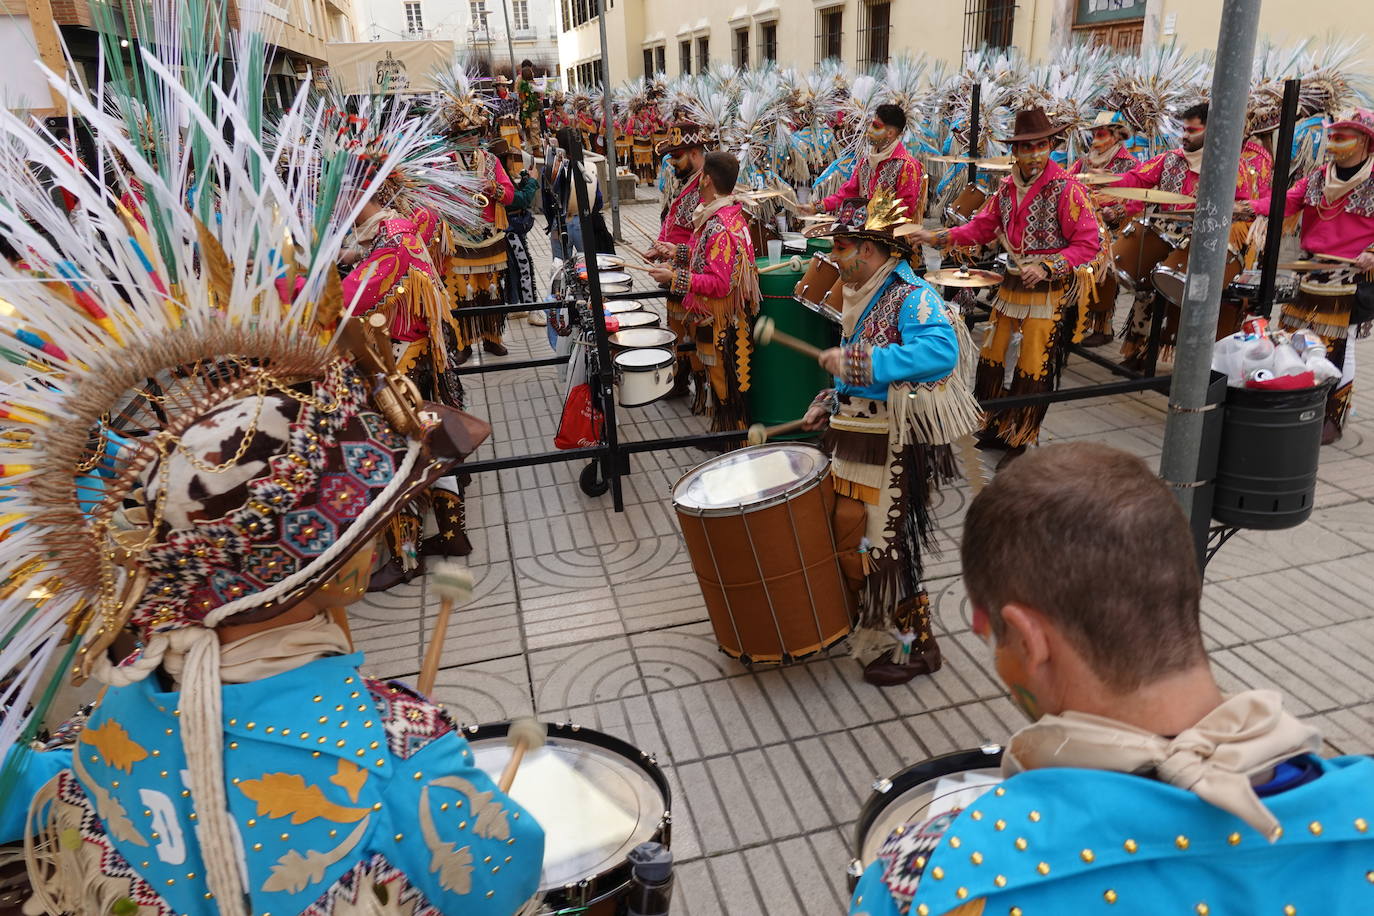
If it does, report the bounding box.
[671,154,694,180]
[1181,121,1206,152]
[1013,140,1051,180]
[1090,128,1117,153]
[833,240,863,282]
[1327,131,1368,165]
[866,121,891,150]
[1009,684,1044,720]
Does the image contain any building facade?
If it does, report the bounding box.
[558,0,1374,86]
[356,0,561,76]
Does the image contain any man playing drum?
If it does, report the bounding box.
[801,191,981,687]
[647,151,761,431]
[646,122,715,403]
[1244,108,1374,444]
[1105,102,1256,363]
[850,443,1374,916]
[911,108,1101,470]
[800,104,925,219]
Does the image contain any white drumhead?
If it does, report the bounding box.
[673,443,829,512]
[610,328,677,348]
[599,271,632,286]
[615,347,673,368]
[782,232,807,250]
[614,311,658,328]
[605,299,643,313]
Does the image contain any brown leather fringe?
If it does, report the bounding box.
[1328,381,1354,430]
[821,424,891,466]
[857,442,949,630]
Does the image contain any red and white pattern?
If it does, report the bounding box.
[365,677,458,761]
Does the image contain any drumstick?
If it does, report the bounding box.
[746,418,808,446]
[417,560,475,696]
[753,315,823,359]
[1312,252,1364,267]
[498,717,547,793]
[758,255,805,275]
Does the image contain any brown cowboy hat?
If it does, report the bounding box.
[999,107,1069,144]
[655,121,715,156]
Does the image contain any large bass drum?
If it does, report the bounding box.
[848,745,1004,891]
[673,443,855,664]
[465,721,671,915]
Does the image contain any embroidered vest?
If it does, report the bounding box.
[996,178,1071,253]
[859,156,907,198]
[1157,152,1193,195]
[1303,166,1374,218]
[851,278,913,349]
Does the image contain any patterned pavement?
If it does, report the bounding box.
[352,193,1374,914]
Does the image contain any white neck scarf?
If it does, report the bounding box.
[1182,147,1205,174]
[163,613,353,686]
[691,193,736,231]
[867,137,903,174]
[1003,689,1321,840]
[840,255,900,338]
[1322,155,1374,204]
[1086,141,1124,170]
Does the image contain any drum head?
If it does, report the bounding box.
[853,746,1003,879]
[610,328,677,349]
[614,347,673,368]
[599,271,632,286]
[466,723,669,895]
[605,300,644,314]
[614,311,659,328]
[673,443,829,515]
[782,232,807,251]
[1151,265,1188,307]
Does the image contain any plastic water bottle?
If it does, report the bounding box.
[1270,341,1307,377]
[626,842,674,916]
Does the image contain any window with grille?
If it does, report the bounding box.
[469,0,485,24]
[858,0,891,69]
[560,0,570,30]
[816,6,842,63]
[696,35,709,72]
[512,0,529,29]
[758,20,777,63]
[963,0,1016,54]
[733,27,749,68]
[403,1,423,32]
[655,45,666,72]
[644,48,654,74]
[680,39,691,74]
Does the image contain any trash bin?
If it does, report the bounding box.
[1211,381,1330,530]
[748,257,836,434]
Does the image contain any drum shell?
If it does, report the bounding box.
[1155,245,1244,347]
[674,467,855,664]
[1111,219,1174,288]
[793,254,840,309]
[943,184,987,226]
[614,348,675,407]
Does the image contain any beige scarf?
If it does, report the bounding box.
[867,136,903,175]
[840,256,900,337]
[1003,689,1321,840]
[1182,147,1205,174]
[691,192,737,231]
[163,613,353,686]
[1085,141,1124,171]
[1322,156,1374,203]
[346,207,401,256]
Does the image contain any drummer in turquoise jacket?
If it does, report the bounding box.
[801,192,982,688]
[850,443,1374,916]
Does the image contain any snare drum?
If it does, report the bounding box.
[781,232,808,254]
[465,721,671,915]
[605,299,645,314]
[611,311,661,330]
[943,183,987,227]
[673,444,856,664]
[609,327,677,353]
[793,254,843,324]
[577,265,633,294]
[849,745,1004,891]
[1225,269,1298,306]
[614,348,675,406]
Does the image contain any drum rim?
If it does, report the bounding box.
[613,311,660,327]
[461,721,672,908]
[671,442,831,516]
[614,347,675,369]
[849,745,1004,882]
[609,328,678,347]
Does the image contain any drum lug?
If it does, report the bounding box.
[847,858,865,879]
[871,777,893,794]
[980,742,1003,756]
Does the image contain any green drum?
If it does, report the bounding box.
[748,257,837,435]
[806,236,833,255]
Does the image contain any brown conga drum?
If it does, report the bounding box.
[673,444,856,664]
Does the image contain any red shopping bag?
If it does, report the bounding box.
[555,382,604,449]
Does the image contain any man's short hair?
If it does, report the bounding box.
[1181,102,1209,124]
[875,103,907,134]
[702,151,739,193]
[960,442,1205,692]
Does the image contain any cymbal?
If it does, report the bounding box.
[1279,259,1350,272]
[1096,186,1196,205]
[975,157,1013,169]
[1078,173,1121,185]
[926,267,1003,288]
[927,154,977,164]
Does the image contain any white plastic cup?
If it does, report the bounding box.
[767,239,783,265]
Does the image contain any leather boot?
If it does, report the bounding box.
[862,645,944,687]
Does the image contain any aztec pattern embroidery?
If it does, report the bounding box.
[856,279,914,348]
[877,807,966,910]
[997,178,1071,252]
[366,677,458,760]
[1158,153,1192,194]
[300,853,441,916]
[671,183,701,230]
[1304,168,1374,217]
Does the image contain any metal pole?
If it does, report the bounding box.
[968,82,981,187]
[1255,78,1300,319]
[596,0,622,240]
[497,0,517,82]
[1158,0,1262,520]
